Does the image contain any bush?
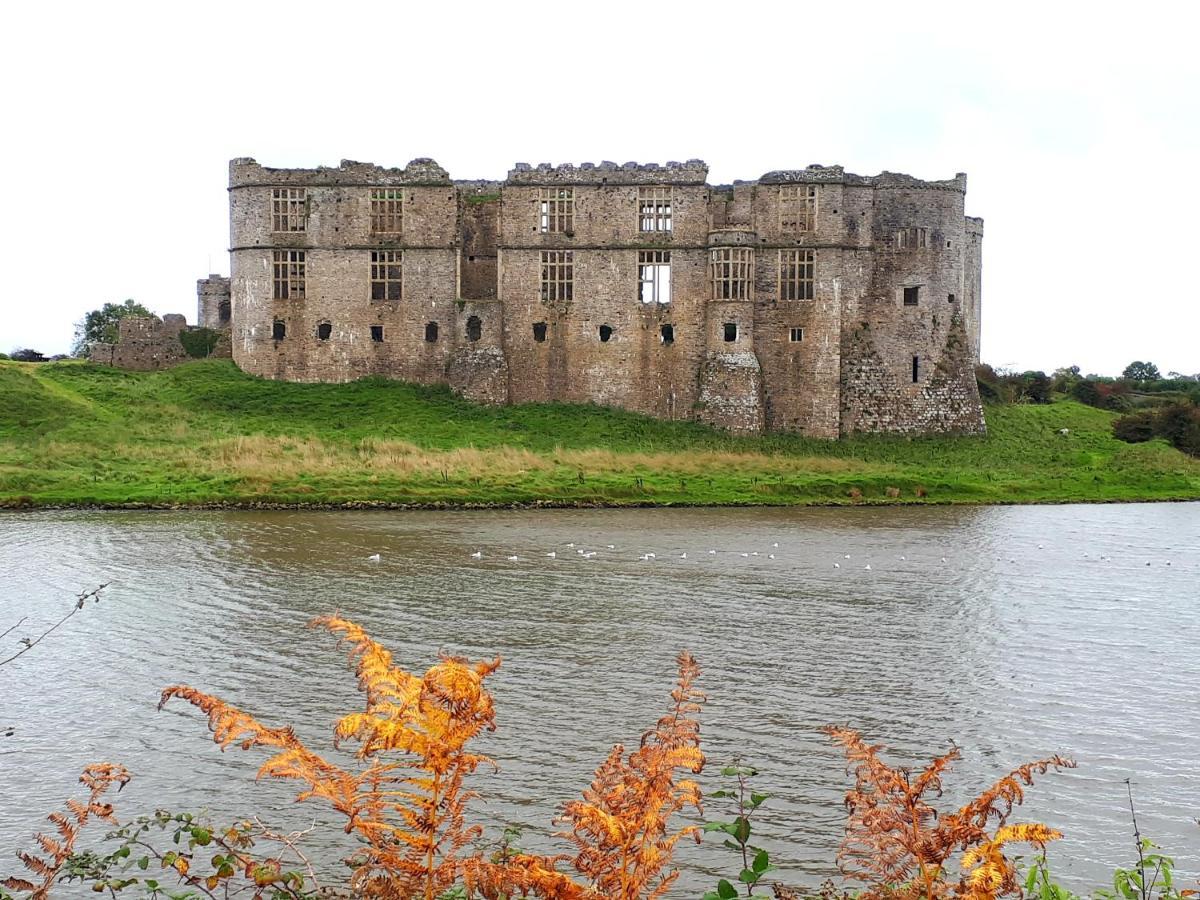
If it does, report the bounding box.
[10,348,47,363]
[0,353,9,361]
[1112,411,1157,443]
[1113,402,1200,456]
[178,328,222,359]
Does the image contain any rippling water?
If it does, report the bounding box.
[1,505,1198,895]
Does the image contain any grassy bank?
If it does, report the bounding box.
[1,359,1198,508]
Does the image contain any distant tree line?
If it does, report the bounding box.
[976,360,1200,457]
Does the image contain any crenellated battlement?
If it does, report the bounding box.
[505,159,709,185]
[229,157,452,188]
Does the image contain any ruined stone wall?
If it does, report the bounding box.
[220,157,984,437]
[89,314,230,370]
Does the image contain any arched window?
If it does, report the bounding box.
[425,322,439,342]
[660,324,675,345]
[532,322,548,343]
[598,324,613,343]
[317,322,332,340]
[466,316,482,342]
[271,320,286,340]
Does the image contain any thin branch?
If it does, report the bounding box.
[0,583,109,668]
[0,616,28,642]
[252,816,321,891]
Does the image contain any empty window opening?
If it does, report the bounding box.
[896,227,928,250]
[425,322,439,342]
[370,250,402,302]
[789,327,804,342]
[271,188,307,232]
[598,324,614,343]
[723,322,738,342]
[912,355,920,383]
[370,189,402,235]
[779,184,817,233]
[638,187,672,232]
[948,293,956,303]
[660,324,675,344]
[532,321,548,343]
[540,250,573,303]
[272,249,306,300]
[370,325,384,343]
[271,320,286,340]
[539,187,574,233]
[217,299,231,324]
[466,315,482,342]
[638,250,671,304]
[710,247,753,300]
[903,286,920,306]
[317,322,332,341]
[779,249,815,300]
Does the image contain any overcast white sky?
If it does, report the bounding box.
[2,0,1196,375]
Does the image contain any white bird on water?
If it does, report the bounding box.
[772,542,780,548]
[368,553,382,562]
[768,554,776,560]
[583,551,597,558]
[708,549,717,554]
[546,551,556,559]
[607,544,615,549]
[844,554,851,559]
[740,552,749,558]
[566,542,575,549]
[470,551,482,559]
[507,555,519,561]
[834,562,840,568]
[680,552,687,559]
[639,553,653,561]
[864,564,872,571]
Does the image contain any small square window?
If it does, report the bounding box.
[903,286,920,306]
[539,188,574,233]
[424,322,439,342]
[789,327,804,342]
[723,322,738,342]
[532,321,548,343]
[271,320,286,340]
[317,322,332,340]
[370,325,384,342]
[948,293,956,303]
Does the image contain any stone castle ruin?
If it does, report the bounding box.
[127,156,986,437]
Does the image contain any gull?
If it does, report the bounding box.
[566,542,575,548]
[577,549,586,555]
[751,551,759,557]
[606,544,615,549]
[546,551,556,559]
[679,553,687,559]
[834,563,840,568]
[772,542,780,548]
[368,553,382,562]
[470,551,482,559]
[864,564,872,571]
[708,549,717,554]
[768,554,776,560]
[899,555,906,560]
[1038,544,1044,549]
[507,555,519,561]
[583,551,597,558]
[648,553,656,558]
[941,557,947,563]
[844,554,851,559]
[639,554,652,561]
[740,552,749,558]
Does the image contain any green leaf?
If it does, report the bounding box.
[739,868,760,884]
[749,792,769,808]
[702,822,730,833]
[137,857,149,871]
[732,816,751,844]
[717,879,738,899]
[710,790,736,798]
[753,849,770,873]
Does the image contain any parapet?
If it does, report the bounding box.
[759,165,967,193]
[965,216,985,235]
[229,157,452,188]
[505,159,709,186]
[197,274,230,294]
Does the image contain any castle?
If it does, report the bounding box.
[190,156,985,438]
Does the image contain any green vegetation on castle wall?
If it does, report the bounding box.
[0,359,1197,508]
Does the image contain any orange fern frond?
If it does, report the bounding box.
[163,617,504,900]
[553,650,706,900]
[2,762,130,900]
[959,823,1061,900]
[825,726,1073,900]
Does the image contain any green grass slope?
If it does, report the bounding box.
[1,359,1197,508]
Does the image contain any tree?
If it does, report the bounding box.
[1122,360,1160,382]
[72,299,154,356]
[9,348,47,362]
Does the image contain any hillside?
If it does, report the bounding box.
[1,359,1197,507]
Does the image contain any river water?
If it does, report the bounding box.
[1,505,1198,895]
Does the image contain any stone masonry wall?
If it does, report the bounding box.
[216,157,984,437]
